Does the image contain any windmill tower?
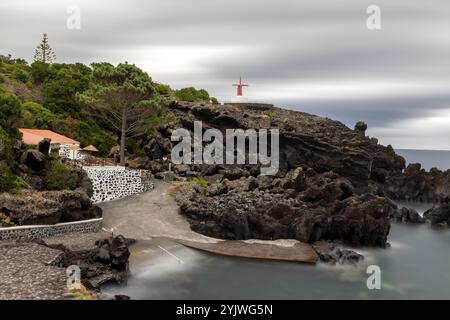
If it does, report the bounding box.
[226,76,274,109]
[232,77,249,102]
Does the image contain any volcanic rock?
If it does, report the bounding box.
[391,207,423,224]
[423,204,450,227]
[20,149,46,171]
[0,189,102,226]
[38,138,51,155]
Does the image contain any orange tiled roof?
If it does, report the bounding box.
[19,129,80,145]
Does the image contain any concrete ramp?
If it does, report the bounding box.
[177,239,318,264]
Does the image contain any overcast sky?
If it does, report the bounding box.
[1,0,449,150]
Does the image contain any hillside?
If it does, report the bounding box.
[0,54,216,193]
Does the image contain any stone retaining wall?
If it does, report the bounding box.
[0,218,103,241]
[83,166,154,203]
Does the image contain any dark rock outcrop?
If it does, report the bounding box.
[354,121,367,136]
[129,101,419,247]
[423,204,450,227]
[20,149,46,171]
[175,168,393,247]
[38,138,51,155]
[312,241,364,265]
[0,189,102,225]
[130,101,449,243]
[390,207,423,224]
[143,137,172,160]
[42,235,132,290]
[386,163,450,203]
[135,101,406,191]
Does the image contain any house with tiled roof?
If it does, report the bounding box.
[19,128,83,160]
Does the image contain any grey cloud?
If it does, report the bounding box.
[1,0,449,149]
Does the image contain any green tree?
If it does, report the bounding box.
[30,61,50,84]
[34,33,56,64]
[77,62,157,165]
[43,63,91,117]
[21,101,58,128]
[0,89,22,138]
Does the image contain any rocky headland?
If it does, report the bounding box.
[3,99,450,297]
[128,101,450,249]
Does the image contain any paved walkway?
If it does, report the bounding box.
[100,181,318,264]
[100,181,215,243]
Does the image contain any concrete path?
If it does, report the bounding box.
[100,181,318,264]
[100,181,216,243]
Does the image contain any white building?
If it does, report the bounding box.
[19,128,83,160]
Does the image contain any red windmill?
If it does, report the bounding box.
[233,77,249,97]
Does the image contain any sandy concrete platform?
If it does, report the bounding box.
[177,239,318,264]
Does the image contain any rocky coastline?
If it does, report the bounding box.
[128,101,449,248]
[2,101,450,298]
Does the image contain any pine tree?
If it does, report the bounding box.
[77,63,157,166]
[34,33,56,64]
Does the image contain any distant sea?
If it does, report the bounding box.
[395,149,450,171]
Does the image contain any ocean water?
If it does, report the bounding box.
[104,203,450,300]
[103,151,450,300]
[396,149,450,171]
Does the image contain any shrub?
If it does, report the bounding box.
[0,74,5,84]
[262,111,275,118]
[47,153,60,161]
[12,68,31,83]
[0,162,18,192]
[43,162,78,190]
[210,97,219,104]
[175,87,210,102]
[0,213,15,227]
[197,89,210,101]
[191,176,208,188]
[155,83,171,96]
[0,126,13,165]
